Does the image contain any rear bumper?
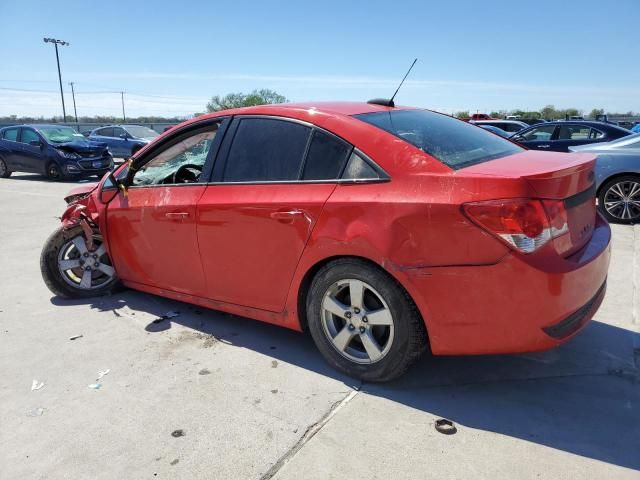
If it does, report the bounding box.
[405,214,611,355]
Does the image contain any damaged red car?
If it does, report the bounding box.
[40,102,611,381]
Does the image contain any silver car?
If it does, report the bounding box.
[570,134,640,223]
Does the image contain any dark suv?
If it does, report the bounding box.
[0,124,113,180]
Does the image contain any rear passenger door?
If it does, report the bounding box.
[0,127,21,170]
[196,116,352,312]
[516,125,558,150]
[556,124,604,152]
[92,127,116,154]
[18,128,46,173]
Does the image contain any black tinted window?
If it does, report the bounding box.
[342,152,380,180]
[98,127,114,137]
[224,118,310,182]
[302,131,351,180]
[355,110,523,169]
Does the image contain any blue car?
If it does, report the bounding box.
[0,124,113,180]
[510,120,632,152]
[88,124,159,158]
[478,124,511,138]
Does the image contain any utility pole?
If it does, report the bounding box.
[69,82,78,126]
[121,91,126,122]
[43,37,69,121]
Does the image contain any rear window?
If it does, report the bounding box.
[354,110,523,169]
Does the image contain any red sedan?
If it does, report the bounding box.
[40,102,611,382]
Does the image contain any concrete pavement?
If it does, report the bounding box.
[0,173,638,479]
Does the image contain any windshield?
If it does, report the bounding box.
[38,126,88,144]
[608,133,640,148]
[354,110,523,169]
[124,126,159,139]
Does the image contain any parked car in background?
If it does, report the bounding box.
[478,124,511,138]
[470,119,528,133]
[631,123,640,133]
[511,121,632,152]
[40,101,610,382]
[569,134,640,223]
[88,125,159,158]
[518,118,546,126]
[0,124,113,180]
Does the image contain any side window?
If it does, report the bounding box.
[3,128,18,141]
[223,118,310,182]
[522,125,556,141]
[558,125,591,140]
[342,152,381,180]
[20,129,40,144]
[112,127,126,138]
[99,127,114,137]
[132,126,219,186]
[301,130,351,180]
[590,128,604,139]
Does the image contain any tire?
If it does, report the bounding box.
[0,157,11,178]
[306,258,428,382]
[597,175,640,224]
[46,162,65,181]
[40,226,120,298]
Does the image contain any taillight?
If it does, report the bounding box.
[463,199,569,254]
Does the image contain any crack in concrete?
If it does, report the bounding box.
[260,385,361,480]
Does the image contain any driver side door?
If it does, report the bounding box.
[105,118,228,296]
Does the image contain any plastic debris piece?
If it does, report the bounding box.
[26,407,45,417]
[171,429,185,438]
[31,380,45,391]
[69,334,83,341]
[97,369,110,380]
[88,383,102,390]
[435,418,457,435]
[162,311,180,320]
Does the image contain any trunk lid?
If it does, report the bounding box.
[463,150,598,256]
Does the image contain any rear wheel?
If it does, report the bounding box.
[0,158,11,178]
[306,258,428,382]
[40,226,119,298]
[46,162,64,181]
[598,175,640,224]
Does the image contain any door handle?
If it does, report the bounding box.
[270,210,304,222]
[538,144,550,148]
[165,212,190,219]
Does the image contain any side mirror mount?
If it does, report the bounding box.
[119,133,129,140]
[99,171,125,204]
[29,139,42,147]
[511,135,525,143]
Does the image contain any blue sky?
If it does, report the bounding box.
[1,0,638,117]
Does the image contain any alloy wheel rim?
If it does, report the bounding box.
[604,181,640,221]
[49,164,60,178]
[320,279,394,364]
[57,235,115,290]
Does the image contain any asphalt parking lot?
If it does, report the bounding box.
[1,173,639,480]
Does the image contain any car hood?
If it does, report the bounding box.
[54,140,108,153]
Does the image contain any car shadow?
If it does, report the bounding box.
[50,290,640,471]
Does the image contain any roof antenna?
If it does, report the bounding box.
[368,58,418,108]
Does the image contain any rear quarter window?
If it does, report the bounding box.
[355,110,523,169]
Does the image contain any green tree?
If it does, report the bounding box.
[454,110,470,119]
[206,89,288,112]
[541,105,557,120]
[589,108,605,119]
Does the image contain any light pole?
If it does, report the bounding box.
[43,37,69,121]
[121,91,126,122]
[69,82,78,126]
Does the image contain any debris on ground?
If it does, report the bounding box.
[271,360,278,368]
[69,334,83,341]
[31,380,45,391]
[26,407,45,417]
[96,369,110,381]
[271,389,278,394]
[170,459,179,466]
[161,311,180,320]
[171,429,185,438]
[435,418,457,435]
[198,368,211,375]
[88,383,102,390]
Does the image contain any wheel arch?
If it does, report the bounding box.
[597,172,640,197]
[295,254,429,343]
